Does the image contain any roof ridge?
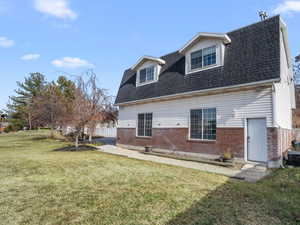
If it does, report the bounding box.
[227,14,280,34]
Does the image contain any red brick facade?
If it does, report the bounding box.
[267,128,294,161]
[118,127,294,165]
[117,128,244,158]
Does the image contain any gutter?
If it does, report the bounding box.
[115,78,280,106]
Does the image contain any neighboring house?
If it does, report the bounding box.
[115,15,295,168]
[0,113,8,133]
[0,122,9,133]
[293,85,300,128]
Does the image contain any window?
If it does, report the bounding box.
[191,50,203,70]
[190,46,216,70]
[139,66,155,84]
[137,113,153,137]
[203,46,216,67]
[190,108,216,140]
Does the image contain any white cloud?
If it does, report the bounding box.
[34,0,77,20]
[273,1,300,14]
[21,54,40,61]
[52,57,94,69]
[0,36,14,48]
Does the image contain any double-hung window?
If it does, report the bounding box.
[139,66,155,84]
[137,113,153,137]
[190,108,216,140]
[190,46,216,70]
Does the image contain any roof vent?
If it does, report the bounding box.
[258,11,268,21]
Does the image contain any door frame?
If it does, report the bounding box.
[244,117,267,163]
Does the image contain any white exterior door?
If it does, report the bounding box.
[247,118,267,163]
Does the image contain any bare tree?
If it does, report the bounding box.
[69,71,114,149]
[294,55,300,84]
[86,106,118,142]
[30,84,69,137]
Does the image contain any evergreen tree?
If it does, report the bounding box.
[7,73,46,130]
[56,76,76,100]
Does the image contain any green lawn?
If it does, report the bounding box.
[0,131,299,225]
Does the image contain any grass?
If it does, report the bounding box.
[0,131,299,225]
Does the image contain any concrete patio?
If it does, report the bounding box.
[97,145,271,182]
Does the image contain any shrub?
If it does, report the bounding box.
[4,125,19,133]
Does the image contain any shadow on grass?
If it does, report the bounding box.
[53,145,98,152]
[165,169,300,225]
[29,136,49,141]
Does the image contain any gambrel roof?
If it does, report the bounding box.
[115,16,281,105]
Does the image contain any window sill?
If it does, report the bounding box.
[136,136,152,139]
[187,139,216,144]
[186,64,220,75]
[136,80,157,87]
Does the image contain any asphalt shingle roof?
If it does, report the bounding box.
[115,16,281,104]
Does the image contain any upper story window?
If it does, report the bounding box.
[139,66,155,84]
[191,46,216,70]
[132,56,165,86]
[179,34,231,75]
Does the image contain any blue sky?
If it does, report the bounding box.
[0,0,300,110]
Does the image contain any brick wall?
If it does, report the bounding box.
[117,128,244,158]
[118,127,293,167]
[267,127,294,161]
[267,128,279,161]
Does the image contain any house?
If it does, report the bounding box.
[0,122,8,133]
[0,114,8,133]
[115,15,295,168]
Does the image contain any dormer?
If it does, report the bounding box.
[131,56,166,87]
[179,33,231,74]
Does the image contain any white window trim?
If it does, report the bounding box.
[136,65,158,87]
[136,112,153,137]
[186,44,223,75]
[187,64,220,75]
[190,46,217,70]
[188,108,217,141]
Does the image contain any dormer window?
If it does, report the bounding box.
[179,33,231,75]
[191,45,217,70]
[131,56,166,87]
[139,66,155,83]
